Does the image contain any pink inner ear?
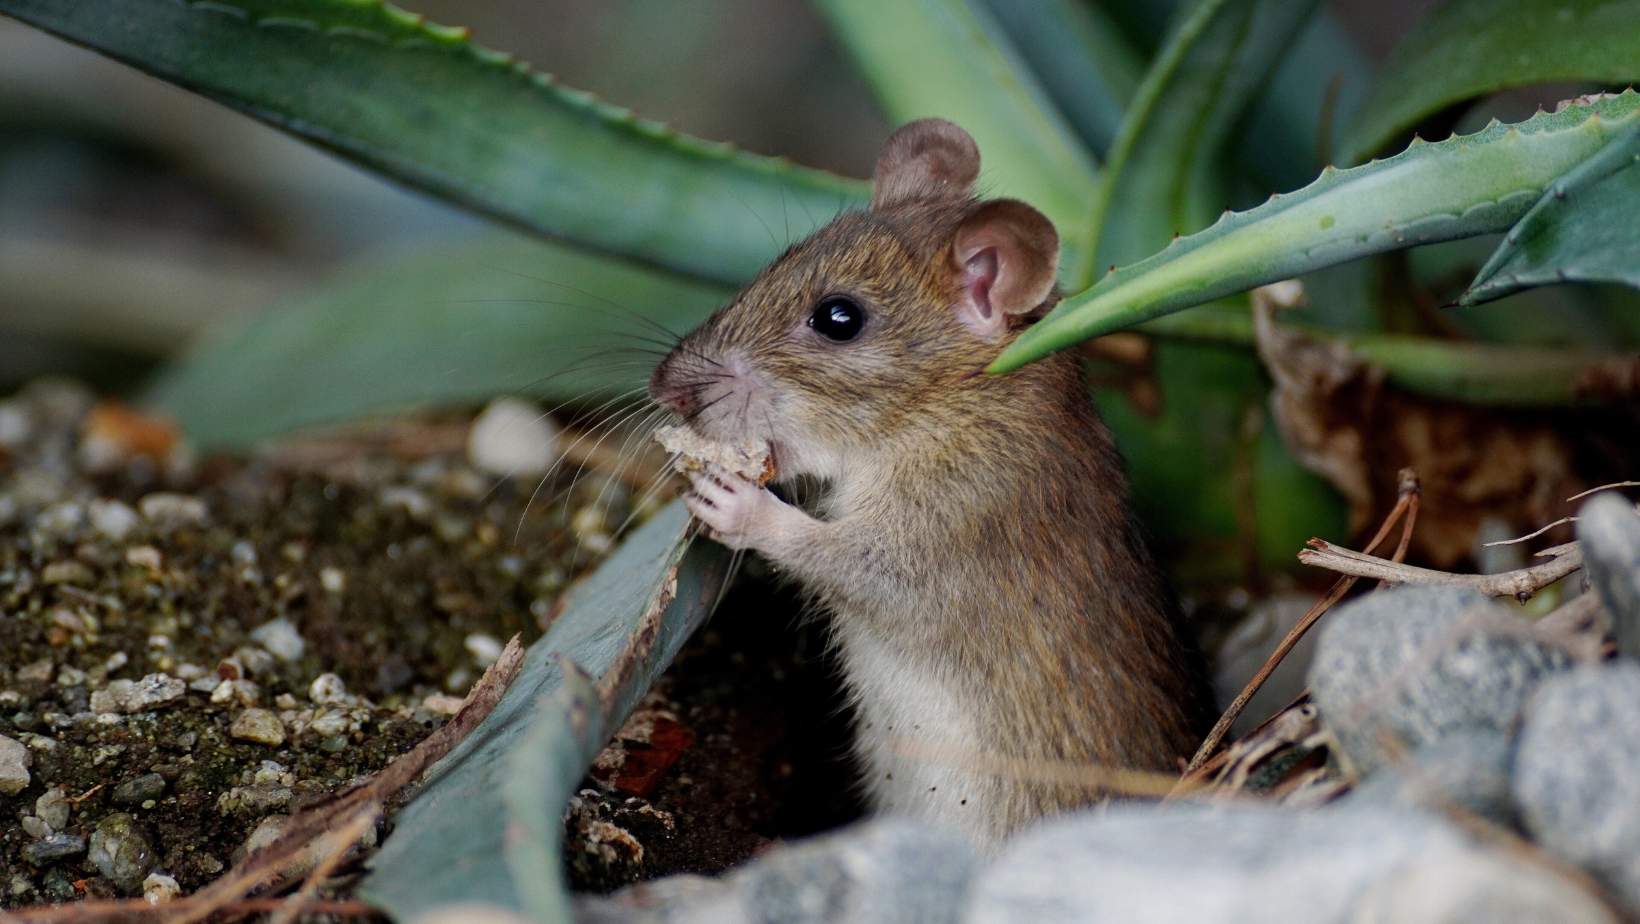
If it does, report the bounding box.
[958,247,1003,338]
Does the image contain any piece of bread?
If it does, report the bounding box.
[654,423,775,485]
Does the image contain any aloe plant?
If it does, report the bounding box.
[4,0,1634,575]
[4,0,1637,918]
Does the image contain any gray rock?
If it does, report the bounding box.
[1213,593,1323,738]
[1577,492,1640,658]
[0,734,32,794]
[1346,730,1515,826]
[22,834,86,866]
[87,813,156,893]
[579,819,977,924]
[1513,662,1640,914]
[1349,847,1618,924]
[35,787,69,830]
[1307,585,1567,776]
[21,815,52,839]
[89,673,186,714]
[112,773,167,806]
[249,618,306,662]
[965,804,1537,924]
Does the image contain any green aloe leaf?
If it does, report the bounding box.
[361,501,732,921]
[0,0,868,286]
[141,234,732,448]
[1142,303,1629,406]
[1462,121,1640,307]
[1340,0,1640,165]
[975,0,1144,156]
[1087,0,1328,282]
[814,0,1102,282]
[991,91,1640,374]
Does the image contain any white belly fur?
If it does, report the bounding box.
[837,622,1012,846]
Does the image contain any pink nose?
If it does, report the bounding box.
[648,366,694,416]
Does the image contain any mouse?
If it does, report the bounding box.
[648,118,1214,847]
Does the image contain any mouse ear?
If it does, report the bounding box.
[872,119,981,208]
[950,199,1059,341]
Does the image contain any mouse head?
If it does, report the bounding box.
[649,118,1060,479]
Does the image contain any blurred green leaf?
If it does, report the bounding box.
[1086,0,1327,281]
[814,0,1102,281]
[361,502,731,922]
[1463,121,1640,307]
[141,234,731,448]
[976,0,1143,156]
[0,0,868,286]
[994,92,1640,373]
[1340,0,1640,165]
[1095,341,1347,584]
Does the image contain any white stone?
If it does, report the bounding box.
[143,872,180,905]
[0,735,33,795]
[87,499,140,542]
[249,619,306,662]
[310,673,348,704]
[466,398,560,478]
[465,633,503,666]
[89,673,186,714]
[138,492,208,531]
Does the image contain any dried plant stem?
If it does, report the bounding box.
[1176,470,1422,785]
[1298,540,1581,601]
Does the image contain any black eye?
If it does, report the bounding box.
[809,296,866,342]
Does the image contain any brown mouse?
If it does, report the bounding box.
[648,118,1213,847]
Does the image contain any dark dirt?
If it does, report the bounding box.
[0,377,866,911]
[562,570,864,892]
[0,379,624,906]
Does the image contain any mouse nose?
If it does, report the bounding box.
[648,366,695,416]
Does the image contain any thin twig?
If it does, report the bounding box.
[1566,480,1640,502]
[1480,517,1575,547]
[1175,469,1422,783]
[1299,540,1582,601]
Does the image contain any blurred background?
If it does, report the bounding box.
[0,0,1469,398]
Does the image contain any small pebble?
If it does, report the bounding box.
[422,694,466,716]
[22,834,86,866]
[465,633,503,666]
[113,773,168,806]
[230,708,286,746]
[0,734,32,795]
[467,398,560,478]
[32,502,85,542]
[143,872,180,905]
[124,545,163,571]
[249,618,306,662]
[41,560,95,586]
[320,566,347,594]
[21,815,52,838]
[88,813,156,892]
[310,673,348,704]
[137,492,208,532]
[35,786,70,829]
[88,498,140,542]
[89,673,186,714]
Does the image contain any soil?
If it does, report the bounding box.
[0,377,863,910]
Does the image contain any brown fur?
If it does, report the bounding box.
[651,119,1212,842]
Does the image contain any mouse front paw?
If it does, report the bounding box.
[682,463,806,554]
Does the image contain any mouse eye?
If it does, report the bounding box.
[809,296,866,342]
